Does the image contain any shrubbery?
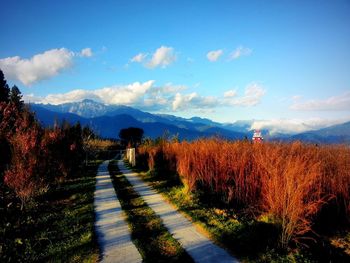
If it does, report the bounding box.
[0,70,85,208]
[137,138,350,248]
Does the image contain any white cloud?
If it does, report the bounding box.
[131,53,147,63]
[169,83,265,111]
[34,80,155,105]
[25,79,265,112]
[225,83,265,106]
[25,81,184,112]
[229,46,252,60]
[250,118,348,135]
[129,46,177,69]
[146,46,177,68]
[148,83,186,97]
[291,91,350,111]
[0,48,74,86]
[42,89,101,105]
[97,81,154,105]
[224,90,237,98]
[206,49,223,62]
[172,92,218,111]
[0,47,94,86]
[80,48,93,57]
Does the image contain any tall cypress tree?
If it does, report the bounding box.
[10,85,24,110]
[0,70,10,103]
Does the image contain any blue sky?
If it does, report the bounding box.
[1,0,349,133]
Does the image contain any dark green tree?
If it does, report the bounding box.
[119,127,144,147]
[0,69,10,103]
[10,85,23,110]
[82,126,95,140]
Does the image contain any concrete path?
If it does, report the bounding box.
[94,160,142,263]
[118,160,239,263]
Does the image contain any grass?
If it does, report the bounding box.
[134,165,349,263]
[136,139,350,262]
[1,160,101,262]
[108,160,193,263]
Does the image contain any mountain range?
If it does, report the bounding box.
[28,99,350,144]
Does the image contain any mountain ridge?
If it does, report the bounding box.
[30,100,350,144]
[29,103,246,140]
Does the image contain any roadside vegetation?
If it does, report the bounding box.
[108,160,193,263]
[135,138,350,262]
[1,161,101,262]
[0,70,112,262]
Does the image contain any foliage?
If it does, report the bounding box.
[0,69,10,103]
[119,127,144,147]
[0,161,100,262]
[83,138,120,161]
[4,110,45,207]
[9,85,23,110]
[137,139,350,249]
[0,70,103,261]
[0,70,86,207]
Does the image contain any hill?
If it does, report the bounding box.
[29,104,245,140]
[288,121,350,144]
[30,100,350,144]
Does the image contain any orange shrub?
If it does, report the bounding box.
[256,142,325,247]
[137,139,350,247]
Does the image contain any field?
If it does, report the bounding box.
[0,160,101,262]
[136,139,350,261]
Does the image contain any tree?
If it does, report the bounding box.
[119,127,144,147]
[82,126,95,141]
[10,85,23,110]
[0,69,10,103]
[4,110,44,209]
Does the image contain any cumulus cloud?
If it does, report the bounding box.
[146,46,177,68]
[291,91,350,111]
[25,81,185,112]
[32,80,155,105]
[80,48,93,57]
[130,53,147,63]
[223,90,237,98]
[131,46,177,68]
[148,83,186,97]
[206,49,223,62]
[0,47,94,85]
[170,83,265,111]
[0,48,74,86]
[225,83,265,106]
[229,46,252,60]
[172,92,218,111]
[250,118,348,135]
[24,79,265,112]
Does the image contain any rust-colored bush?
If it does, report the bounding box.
[256,142,325,247]
[137,138,350,247]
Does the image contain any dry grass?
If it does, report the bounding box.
[84,138,116,149]
[137,139,350,248]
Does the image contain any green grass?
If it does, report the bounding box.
[1,161,101,263]
[108,160,193,263]
[133,166,344,263]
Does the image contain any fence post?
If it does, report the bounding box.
[126,148,136,167]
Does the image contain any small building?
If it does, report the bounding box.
[252,130,263,143]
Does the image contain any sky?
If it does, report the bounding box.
[1,0,350,133]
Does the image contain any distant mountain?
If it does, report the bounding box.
[29,104,245,140]
[33,100,248,138]
[288,121,350,144]
[30,100,350,144]
[31,104,88,126]
[36,99,135,118]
